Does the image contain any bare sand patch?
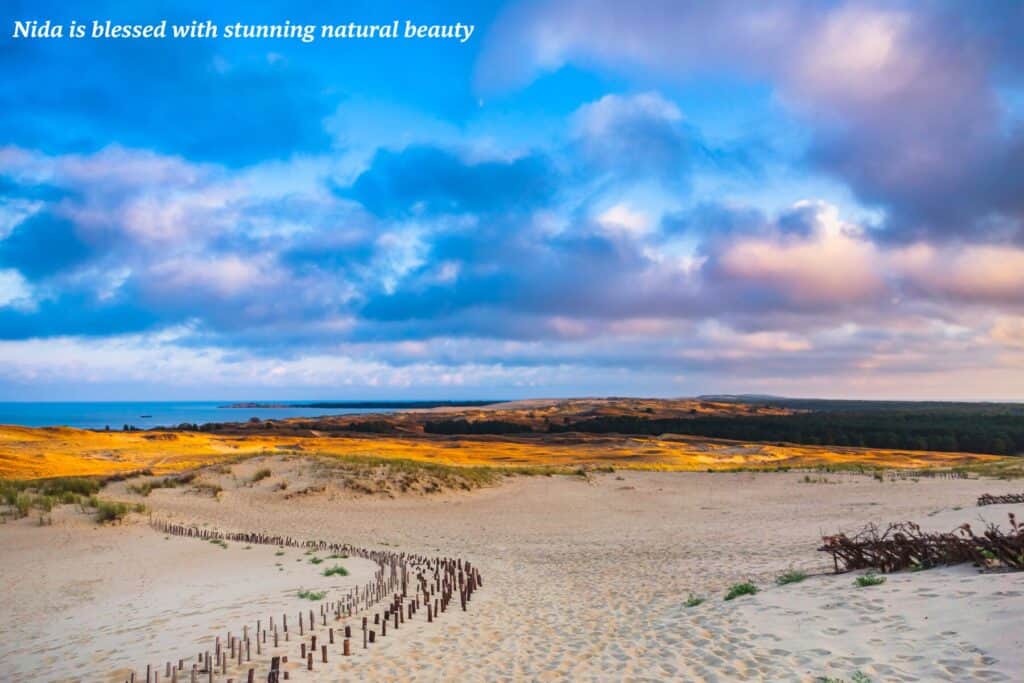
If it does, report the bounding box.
[734,565,1024,681]
[0,515,375,682]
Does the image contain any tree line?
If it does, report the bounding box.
[423,411,1024,456]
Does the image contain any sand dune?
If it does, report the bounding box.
[0,516,377,682]
[4,467,1024,681]
[737,564,1023,682]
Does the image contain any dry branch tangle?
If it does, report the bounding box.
[819,513,1024,573]
[127,518,483,683]
[978,493,1024,506]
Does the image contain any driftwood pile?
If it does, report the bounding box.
[819,513,1024,573]
[119,519,483,683]
[977,493,1024,506]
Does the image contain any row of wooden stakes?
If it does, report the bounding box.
[119,519,484,682]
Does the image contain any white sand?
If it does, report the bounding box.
[0,517,376,682]
[3,467,1024,681]
[735,564,1024,682]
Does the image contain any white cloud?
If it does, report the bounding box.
[597,203,652,236]
[0,269,34,310]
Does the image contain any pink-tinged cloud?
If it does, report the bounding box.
[991,317,1024,348]
[894,244,1024,304]
[714,202,884,305]
[147,255,278,299]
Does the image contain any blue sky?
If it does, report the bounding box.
[1,0,1023,400]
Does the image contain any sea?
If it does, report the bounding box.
[0,401,413,430]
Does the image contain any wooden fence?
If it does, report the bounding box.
[115,519,483,682]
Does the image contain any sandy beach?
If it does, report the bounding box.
[3,463,1024,682]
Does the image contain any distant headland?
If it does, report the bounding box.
[219,400,501,409]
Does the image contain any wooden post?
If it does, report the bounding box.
[343,639,350,657]
[307,653,313,671]
[321,644,327,663]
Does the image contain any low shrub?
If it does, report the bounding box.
[724,582,758,601]
[855,573,886,588]
[776,570,807,585]
[93,500,131,523]
[684,594,704,608]
[322,565,349,577]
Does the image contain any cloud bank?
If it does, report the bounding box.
[0,0,1022,398]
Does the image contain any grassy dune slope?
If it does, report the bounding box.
[0,424,1009,481]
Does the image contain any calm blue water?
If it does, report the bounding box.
[0,402,394,429]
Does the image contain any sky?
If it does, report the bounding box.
[1,0,1023,401]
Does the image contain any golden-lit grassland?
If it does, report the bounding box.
[0,424,1013,481]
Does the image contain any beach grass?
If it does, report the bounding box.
[776,570,808,585]
[724,582,758,600]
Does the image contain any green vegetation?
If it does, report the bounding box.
[855,573,886,587]
[209,538,228,549]
[308,556,323,564]
[724,582,758,601]
[322,565,349,577]
[297,589,326,601]
[339,420,398,434]
[251,468,272,482]
[684,594,705,608]
[92,499,145,523]
[776,570,808,585]
[128,472,196,497]
[275,550,285,556]
[818,673,872,683]
[1,477,134,521]
[545,402,1024,455]
[424,419,533,435]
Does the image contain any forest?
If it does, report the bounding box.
[426,400,1024,456]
